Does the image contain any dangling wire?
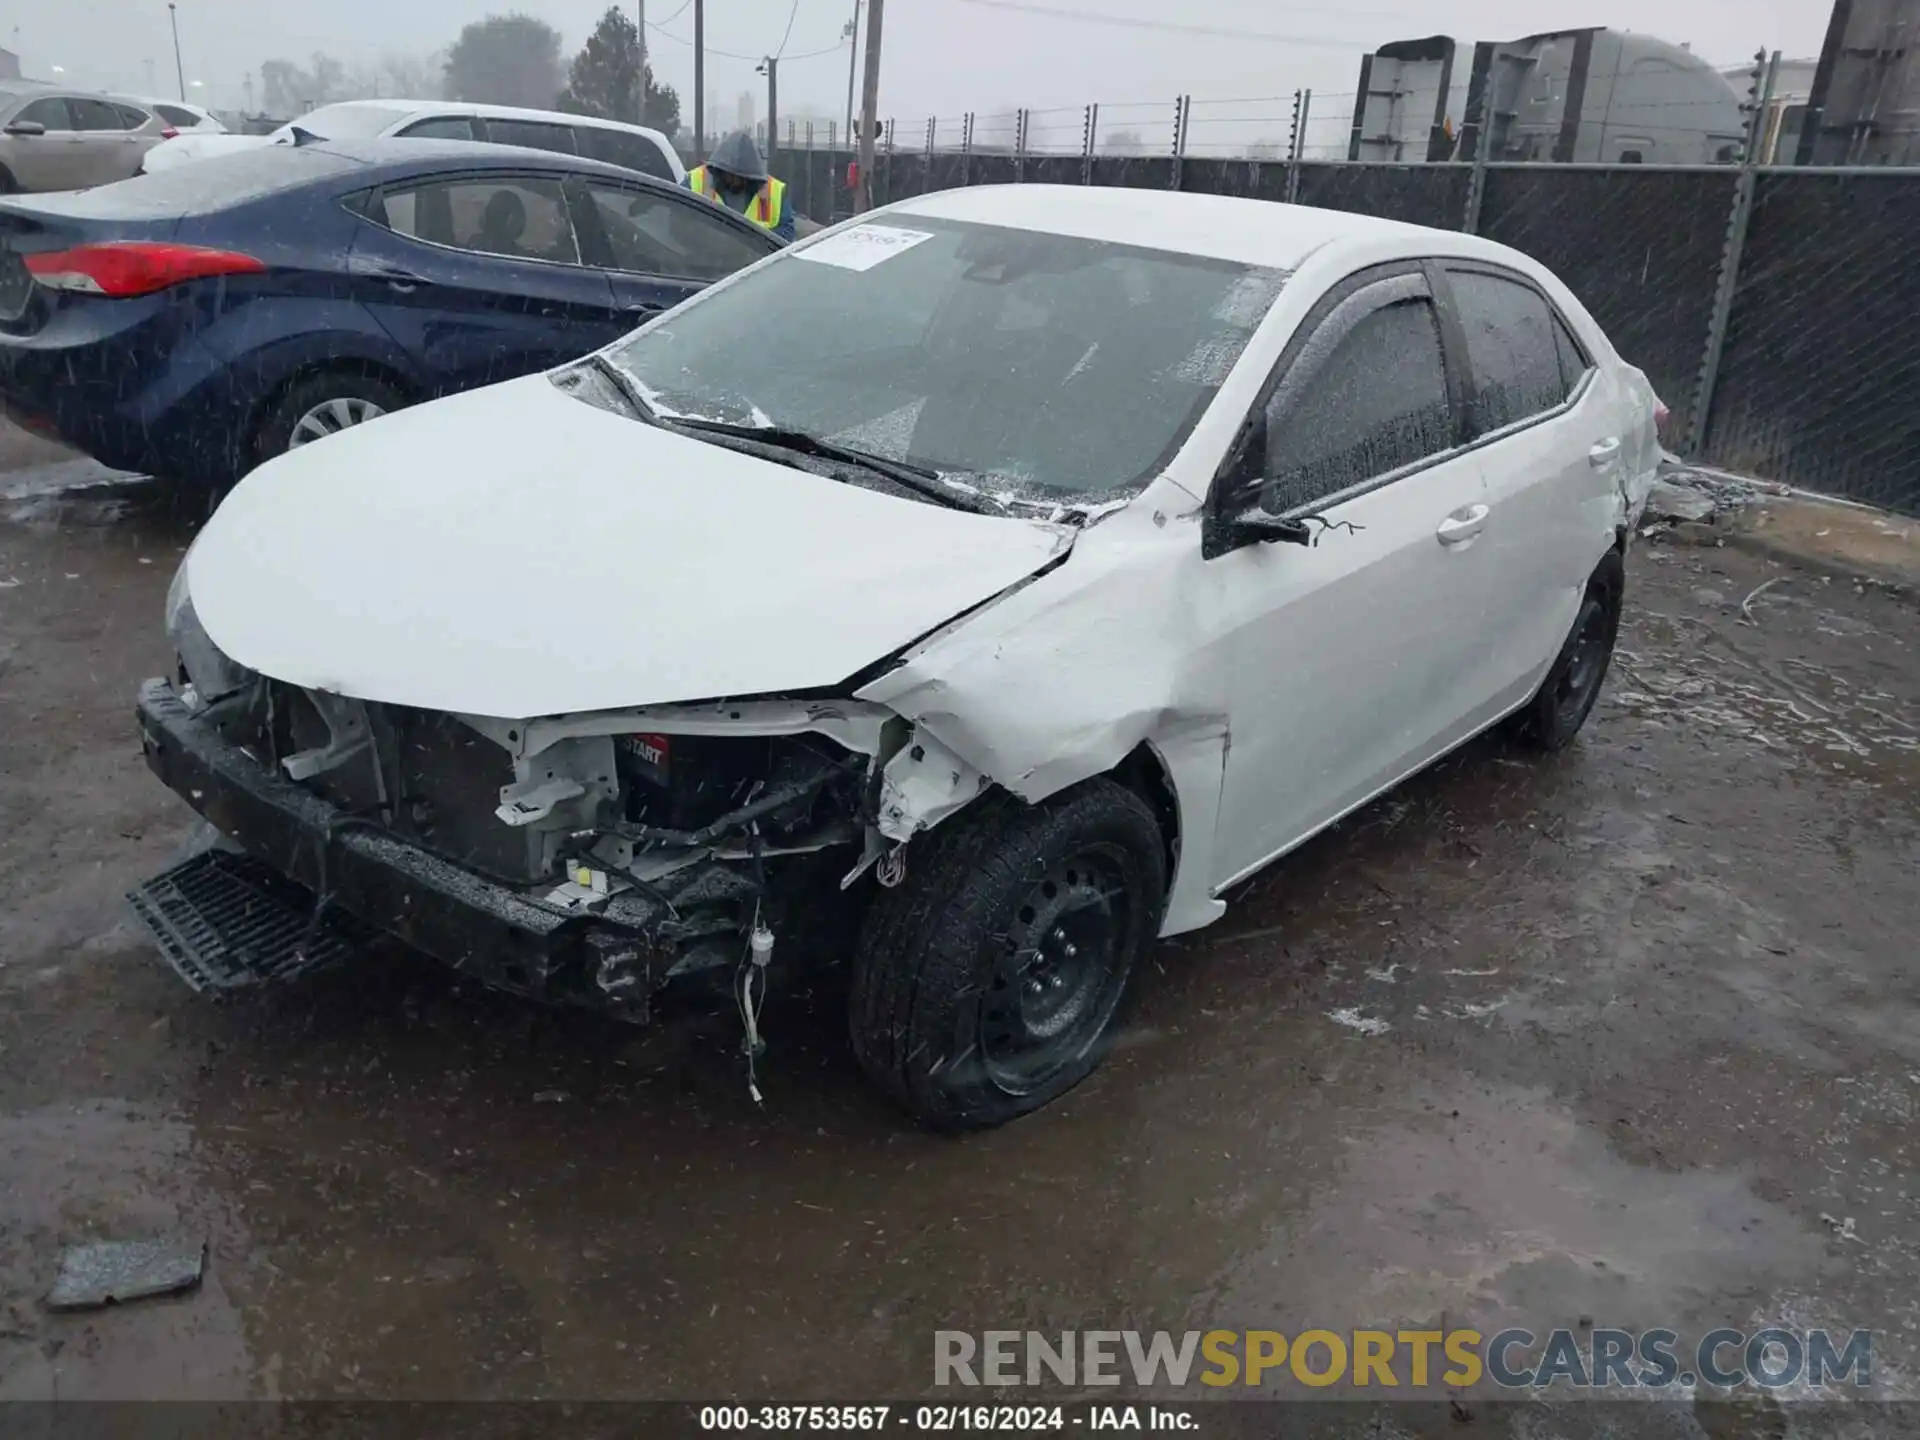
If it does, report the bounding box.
[736,898,773,1105]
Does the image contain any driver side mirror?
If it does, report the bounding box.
[5,120,46,137]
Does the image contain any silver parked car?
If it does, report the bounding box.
[0,83,170,192]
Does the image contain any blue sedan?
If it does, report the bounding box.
[0,137,781,489]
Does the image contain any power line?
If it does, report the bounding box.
[942,0,1404,45]
[773,0,802,58]
[647,19,845,63]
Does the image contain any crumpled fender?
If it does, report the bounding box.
[857,504,1230,935]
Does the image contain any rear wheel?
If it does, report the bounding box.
[849,779,1167,1130]
[1510,550,1624,751]
[254,371,407,465]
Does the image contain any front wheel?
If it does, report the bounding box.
[849,779,1168,1130]
[1510,550,1624,751]
[254,371,407,466]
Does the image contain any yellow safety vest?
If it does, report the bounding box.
[688,165,785,230]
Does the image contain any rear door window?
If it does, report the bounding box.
[1263,294,1456,512]
[579,180,773,279]
[152,103,200,128]
[398,115,479,142]
[1552,314,1591,394]
[577,127,674,180]
[14,97,75,131]
[1446,267,1573,437]
[114,102,155,129]
[69,97,133,131]
[375,175,581,265]
[481,119,578,155]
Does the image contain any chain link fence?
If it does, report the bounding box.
[766,108,1920,516]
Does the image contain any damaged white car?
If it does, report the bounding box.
[133,185,1659,1129]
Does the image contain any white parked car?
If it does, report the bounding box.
[130,97,226,134]
[140,98,682,184]
[134,186,1659,1129]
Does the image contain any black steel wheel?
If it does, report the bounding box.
[850,778,1167,1130]
[979,848,1133,1096]
[1511,550,1625,752]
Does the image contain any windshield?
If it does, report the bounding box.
[604,216,1285,504]
[275,103,411,141]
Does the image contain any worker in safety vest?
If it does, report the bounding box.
[683,131,794,243]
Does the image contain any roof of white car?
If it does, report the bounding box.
[311,97,668,137]
[889,184,1462,270]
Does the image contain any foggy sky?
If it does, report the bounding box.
[15,0,1828,136]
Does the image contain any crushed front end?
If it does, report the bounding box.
[131,668,915,1022]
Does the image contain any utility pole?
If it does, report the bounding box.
[855,0,883,210]
[167,3,186,102]
[693,0,705,161]
[757,57,779,166]
[636,0,647,127]
[843,0,861,153]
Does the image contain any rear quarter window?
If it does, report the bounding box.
[153,103,201,128]
[577,127,674,180]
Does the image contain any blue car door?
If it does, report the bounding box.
[346,170,619,395]
[566,175,779,329]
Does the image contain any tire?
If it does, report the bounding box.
[849,778,1168,1131]
[253,371,407,466]
[1510,550,1625,752]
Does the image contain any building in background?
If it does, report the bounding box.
[1796,0,1920,164]
[1350,27,1747,166]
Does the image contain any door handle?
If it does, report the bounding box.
[348,257,426,291]
[1436,504,1489,547]
[1588,436,1622,467]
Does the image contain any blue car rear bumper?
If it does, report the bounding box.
[0,294,252,483]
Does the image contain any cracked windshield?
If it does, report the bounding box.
[607,217,1283,507]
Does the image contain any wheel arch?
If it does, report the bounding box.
[248,355,421,465]
[1110,741,1181,885]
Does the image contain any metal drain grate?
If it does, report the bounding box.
[127,850,377,992]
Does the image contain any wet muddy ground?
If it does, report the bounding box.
[1,449,1916,1418]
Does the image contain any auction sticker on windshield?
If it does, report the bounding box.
[796,224,936,272]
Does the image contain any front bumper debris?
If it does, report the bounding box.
[128,849,379,992]
[133,678,669,1016]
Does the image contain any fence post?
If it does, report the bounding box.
[1171,94,1189,189]
[924,116,936,193]
[961,112,973,186]
[1082,103,1096,184]
[883,117,895,204]
[1461,120,1490,234]
[1688,49,1779,457]
[1015,108,1028,182]
[1283,89,1305,203]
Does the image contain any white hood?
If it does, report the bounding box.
[188,375,1073,718]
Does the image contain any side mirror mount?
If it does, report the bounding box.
[5,120,46,138]
[1201,483,1315,559]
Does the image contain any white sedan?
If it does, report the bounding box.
[136,185,1659,1130]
